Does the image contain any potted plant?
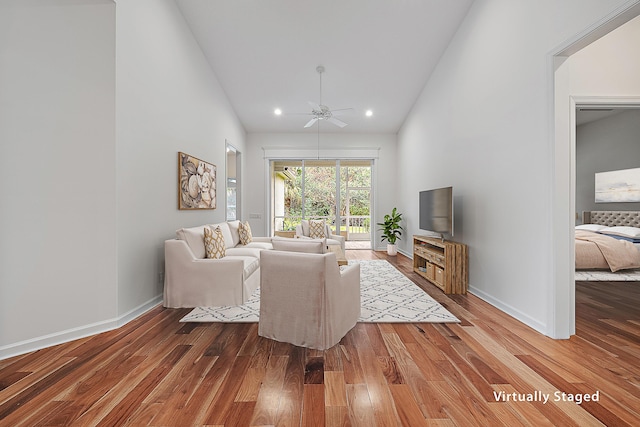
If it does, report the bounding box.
[377,207,404,256]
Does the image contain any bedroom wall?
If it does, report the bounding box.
[0,0,117,354]
[244,132,396,245]
[115,0,246,317]
[396,0,636,336]
[576,110,640,219]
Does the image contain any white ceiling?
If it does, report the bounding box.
[175,0,474,134]
[576,108,626,126]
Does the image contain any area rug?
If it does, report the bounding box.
[180,259,459,323]
[575,269,640,281]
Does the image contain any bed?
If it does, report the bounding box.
[576,211,640,271]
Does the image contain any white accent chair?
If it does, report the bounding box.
[258,250,360,350]
[295,220,345,251]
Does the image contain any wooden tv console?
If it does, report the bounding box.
[413,235,468,294]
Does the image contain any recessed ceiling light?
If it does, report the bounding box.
[274,108,282,116]
[365,110,373,117]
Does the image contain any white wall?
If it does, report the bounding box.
[115,0,246,316]
[567,13,640,95]
[245,132,396,246]
[397,0,635,336]
[0,0,245,358]
[0,1,117,353]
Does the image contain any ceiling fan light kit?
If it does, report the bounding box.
[294,65,354,129]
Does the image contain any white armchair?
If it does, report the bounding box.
[258,250,360,350]
[295,220,345,251]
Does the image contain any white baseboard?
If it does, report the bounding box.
[468,286,547,334]
[373,245,412,257]
[404,250,547,335]
[116,295,163,327]
[0,295,162,361]
[397,247,412,258]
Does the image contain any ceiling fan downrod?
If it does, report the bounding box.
[316,65,324,106]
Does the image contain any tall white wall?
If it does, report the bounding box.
[115,0,246,316]
[0,0,245,358]
[567,13,640,95]
[397,0,635,336]
[0,1,117,354]
[245,133,396,246]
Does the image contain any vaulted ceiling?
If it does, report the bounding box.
[176,0,474,133]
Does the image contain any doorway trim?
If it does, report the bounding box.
[550,0,640,339]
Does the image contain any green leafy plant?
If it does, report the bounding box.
[377,207,404,245]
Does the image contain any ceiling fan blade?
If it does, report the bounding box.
[330,107,354,117]
[327,117,348,128]
[308,101,321,111]
[304,118,319,128]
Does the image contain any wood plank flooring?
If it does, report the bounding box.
[1,251,639,426]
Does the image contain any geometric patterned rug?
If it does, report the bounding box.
[180,259,460,323]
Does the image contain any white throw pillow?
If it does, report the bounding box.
[575,224,607,232]
[226,220,242,246]
[209,222,234,249]
[600,226,640,239]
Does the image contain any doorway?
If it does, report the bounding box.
[552,6,640,338]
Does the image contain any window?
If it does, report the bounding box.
[226,143,240,221]
[271,159,372,247]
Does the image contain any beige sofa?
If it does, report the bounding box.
[163,220,272,308]
[271,236,327,253]
[258,250,360,350]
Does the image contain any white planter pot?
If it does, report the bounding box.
[387,244,398,256]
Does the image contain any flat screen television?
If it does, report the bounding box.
[419,186,453,237]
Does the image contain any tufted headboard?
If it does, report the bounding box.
[583,211,640,227]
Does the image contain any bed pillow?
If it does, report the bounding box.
[575,224,607,232]
[599,226,640,243]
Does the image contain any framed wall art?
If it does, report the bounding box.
[178,152,216,210]
[595,167,640,203]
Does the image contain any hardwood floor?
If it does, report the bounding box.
[1,251,639,426]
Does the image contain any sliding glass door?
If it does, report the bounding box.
[271,159,372,247]
[304,160,337,226]
[342,161,371,241]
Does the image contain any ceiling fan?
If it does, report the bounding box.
[300,65,353,129]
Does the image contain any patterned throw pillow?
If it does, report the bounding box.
[309,219,326,239]
[239,221,253,245]
[204,226,226,259]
